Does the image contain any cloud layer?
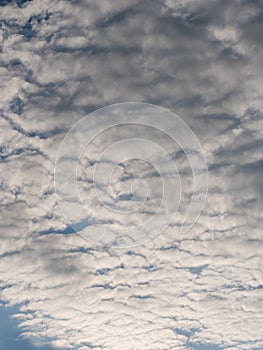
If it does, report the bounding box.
[0,0,263,349]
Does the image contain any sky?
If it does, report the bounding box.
[0,0,263,349]
[0,304,58,350]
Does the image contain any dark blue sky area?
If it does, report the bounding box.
[0,306,56,350]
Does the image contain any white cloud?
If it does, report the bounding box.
[0,0,262,349]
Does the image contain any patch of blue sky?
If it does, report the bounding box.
[0,305,58,350]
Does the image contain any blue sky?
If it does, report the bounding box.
[0,306,56,350]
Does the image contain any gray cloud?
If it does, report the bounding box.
[0,0,262,349]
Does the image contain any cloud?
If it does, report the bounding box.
[0,0,262,349]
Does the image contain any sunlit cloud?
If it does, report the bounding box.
[0,0,262,349]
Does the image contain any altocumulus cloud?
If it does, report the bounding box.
[0,0,263,349]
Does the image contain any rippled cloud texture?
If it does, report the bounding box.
[0,0,263,349]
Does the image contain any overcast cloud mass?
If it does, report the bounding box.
[0,0,263,349]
